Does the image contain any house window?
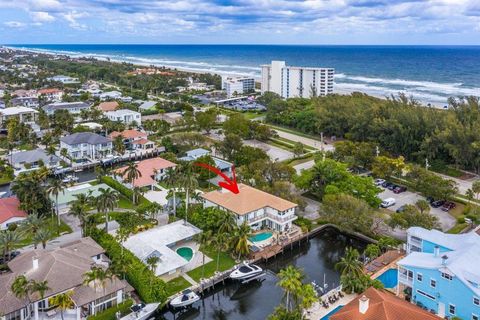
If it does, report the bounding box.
[449,304,456,315]
[441,272,453,280]
[417,273,423,282]
[474,297,480,306]
[472,314,479,320]
[430,279,436,288]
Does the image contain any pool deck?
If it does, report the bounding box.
[365,249,405,279]
[305,293,357,320]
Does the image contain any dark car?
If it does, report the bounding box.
[387,184,398,191]
[396,205,407,213]
[441,201,456,212]
[382,181,392,188]
[431,200,445,208]
[393,186,407,194]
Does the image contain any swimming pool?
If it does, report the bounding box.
[176,247,194,261]
[376,268,398,288]
[320,305,344,320]
[249,232,273,242]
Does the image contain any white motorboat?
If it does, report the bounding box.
[62,175,79,183]
[229,262,263,280]
[119,303,160,320]
[170,289,200,308]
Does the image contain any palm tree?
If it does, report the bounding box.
[30,280,50,301]
[21,213,45,236]
[195,231,212,279]
[68,200,88,236]
[132,186,144,205]
[113,136,125,155]
[146,255,160,274]
[11,275,31,301]
[46,178,67,227]
[122,162,142,202]
[145,202,163,221]
[95,188,119,231]
[232,222,251,260]
[33,228,52,249]
[115,227,130,257]
[164,167,179,217]
[217,211,237,235]
[212,232,229,273]
[83,266,113,295]
[49,291,74,320]
[178,163,198,225]
[277,266,303,312]
[0,230,23,261]
[335,247,363,278]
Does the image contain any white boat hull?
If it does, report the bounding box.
[170,292,200,308]
[120,303,159,320]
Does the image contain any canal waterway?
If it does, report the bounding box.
[158,227,367,320]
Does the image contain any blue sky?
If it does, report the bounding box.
[0,0,479,44]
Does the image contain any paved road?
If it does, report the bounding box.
[435,172,479,196]
[378,188,456,231]
[293,160,315,174]
[272,129,335,152]
[243,139,294,162]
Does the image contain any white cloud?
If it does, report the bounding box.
[30,11,56,22]
[4,21,27,28]
[62,11,88,30]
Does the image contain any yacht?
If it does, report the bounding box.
[170,289,200,308]
[120,303,160,320]
[229,262,263,280]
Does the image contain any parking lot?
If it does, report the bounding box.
[378,187,456,231]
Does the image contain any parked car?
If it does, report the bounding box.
[381,198,396,208]
[441,201,456,212]
[387,184,398,191]
[393,186,407,194]
[396,205,407,213]
[382,181,393,188]
[431,200,445,208]
[374,178,386,186]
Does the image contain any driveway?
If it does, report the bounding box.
[271,129,335,152]
[299,195,320,220]
[294,160,315,174]
[243,139,294,162]
[378,188,456,231]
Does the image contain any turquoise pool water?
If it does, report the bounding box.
[249,232,273,242]
[377,268,398,288]
[176,247,194,261]
[320,305,344,320]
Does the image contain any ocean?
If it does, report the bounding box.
[9,44,480,106]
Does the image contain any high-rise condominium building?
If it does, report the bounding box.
[261,61,334,98]
[222,76,255,98]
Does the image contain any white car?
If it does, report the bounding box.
[374,178,386,186]
[380,198,396,208]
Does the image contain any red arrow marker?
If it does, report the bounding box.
[193,162,240,194]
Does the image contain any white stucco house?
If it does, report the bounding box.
[105,109,141,126]
[60,132,113,160]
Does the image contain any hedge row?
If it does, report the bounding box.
[89,228,167,303]
[87,299,133,320]
[99,176,150,205]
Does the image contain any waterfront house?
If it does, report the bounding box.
[114,157,176,190]
[0,237,132,320]
[42,102,91,116]
[138,101,157,111]
[60,132,113,160]
[105,109,141,126]
[37,88,63,102]
[8,148,60,174]
[97,101,119,112]
[201,184,297,232]
[108,129,155,151]
[123,220,201,278]
[179,148,233,177]
[99,91,122,101]
[0,197,27,230]
[397,226,480,319]
[330,287,440,320]
[0,107,38,126]
[49,183,114,213]
[10,97,39,109]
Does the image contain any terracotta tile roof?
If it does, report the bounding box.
[132,138,152,145]
[115,157,176,187]
[97,101,119,112]
[37,88,62,95]
[201,183,297,215]
[0,197,27,224]
[330,287,441,320]
[109,129,147,140]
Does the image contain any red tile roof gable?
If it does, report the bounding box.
[0,197,27,224]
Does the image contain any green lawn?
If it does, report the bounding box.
[447,223,468,234]
[18,218,72,247]
[164,276,191,297]
[186,245,236,282]
[117,196,135,209]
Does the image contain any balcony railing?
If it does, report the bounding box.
[399,273,413,286]
[266,213,297,223]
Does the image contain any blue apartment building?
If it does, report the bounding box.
[397,227,480,320]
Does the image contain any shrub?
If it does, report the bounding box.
[87,299,133,320]
[456,215,466,224]
[89,228,167,303]
[99,176,150,205]
[293,216,313,232]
